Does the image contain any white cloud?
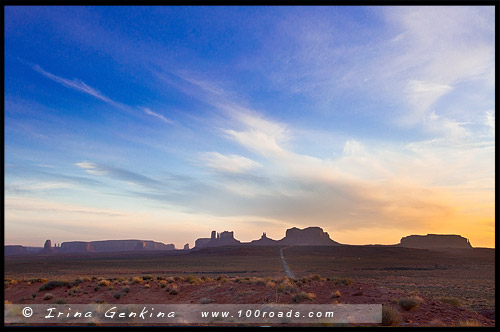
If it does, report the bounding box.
[5,196,125,217]
[6,181,74,193]
[141,107,174,125]
[381,6,494,129]
[201,152,262,173]
[405,80,453,117]
[485,110,495,136]
[343,140,365,156]
[421,112,470,139]
[75,162,108,175]
[222,110,291,159]
[32,65,125,109]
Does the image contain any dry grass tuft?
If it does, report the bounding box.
[440,297,462,307]
[398,296,422,311]
[252,278,267,286]
[131,277,143,284]
[310,274,326,282]
[382,305,402,326]
[292,292,316,302]
[185,275,200,284]
[98,279,111,287]
[277,279,298,294]
[39,280,71,291]
[266,281,276,288]
[428,318,445,326]
[331,290,341,298]
[457,319,482,327]
[333,278,353,286]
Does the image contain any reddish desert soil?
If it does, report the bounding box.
[4,276,495,327]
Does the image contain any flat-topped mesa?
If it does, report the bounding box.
[194,230,241,249]
[134,240,175,251]
[195,238,212,248]
[60,241,96,253]
[58,240,175,253]
[92,240,175,252]
[5,245,28,255]
[399,234,473,249]
[280,226,340,246]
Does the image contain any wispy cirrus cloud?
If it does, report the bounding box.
[246,7,493,137]
[6,196,125,217]
[201,152,262,174]
[159,68,492,235]
[485,110,495,136]
[75,162,161,189]
[33,64,174,126]
[141,107,174,125]
[32,64,126,109]
[6,7,493,247]
[403,80,453,122]
[380,6,494,132]
[5,181,74,195]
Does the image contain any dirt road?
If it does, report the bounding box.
[280,247,295,279]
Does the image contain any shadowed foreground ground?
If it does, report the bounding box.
[4,245,495,327]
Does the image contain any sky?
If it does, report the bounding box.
[4,6,495,248]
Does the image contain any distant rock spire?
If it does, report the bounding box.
[40,239,55,254]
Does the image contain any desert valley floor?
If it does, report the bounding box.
[4,245,495,327]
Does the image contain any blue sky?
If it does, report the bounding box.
[5,6,495,248]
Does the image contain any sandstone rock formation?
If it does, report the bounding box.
[60,241,96,253]
[194,230,241,249]
[39,239,56,254]
[183,243,190,250]
[5,245,28,255]
[249,232,279,246]
[194,226,339,249]
[279,227,340,246]
[57,239,175,253]
[133,240,174,251]
[195,238,212,248]
[399,234,472,249]
[92,239,174,252]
